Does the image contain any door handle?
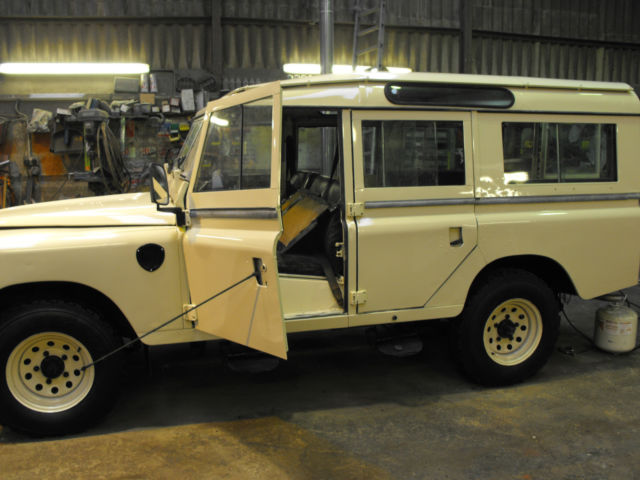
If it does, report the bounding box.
[449,227,463,247]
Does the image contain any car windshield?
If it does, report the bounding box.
[176,116,204,180]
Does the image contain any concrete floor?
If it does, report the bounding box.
[1,287,640,479]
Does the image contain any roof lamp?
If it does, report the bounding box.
[0,63,150,75]
[283,63,411,75]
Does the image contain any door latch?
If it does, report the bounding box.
[449,227,463,247]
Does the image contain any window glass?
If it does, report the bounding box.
[362,120,465,188]
[194,100,272,192]
[176,116,204,179]
[502,122,617,183]
[297,127,337,176]
[242,105,272,189]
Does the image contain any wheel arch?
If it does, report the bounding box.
[0,282,136,340]
[468,255,577,303]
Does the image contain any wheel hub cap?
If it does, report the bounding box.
[482,298,543,366]
[40,355,65,379]
[5,332,95,413]
[496,318,517,339]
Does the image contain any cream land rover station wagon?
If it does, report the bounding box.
[1,72,639,435]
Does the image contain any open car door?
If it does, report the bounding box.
[182,82,287,359]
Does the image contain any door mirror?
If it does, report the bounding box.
[149,163,170,206]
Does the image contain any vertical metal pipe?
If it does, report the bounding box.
[459,0,473,73]
[352,0,361,70]
[320,0,334,74]
[320,0,334,165]
[376,0,386,70]
[211,0,223,89]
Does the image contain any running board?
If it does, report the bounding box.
[366,326,424,357]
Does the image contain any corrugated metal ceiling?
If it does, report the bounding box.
[0,0,638,88]
[3,0,638,42]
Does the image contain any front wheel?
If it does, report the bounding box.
[451,269,560,386]
[0,301,122,436]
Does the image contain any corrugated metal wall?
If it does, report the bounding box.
[472,0,639,43]
[473,36,640,82]
[0,21,212,70]
[0,0,638,88]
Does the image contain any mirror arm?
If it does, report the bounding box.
[156,206,187,227]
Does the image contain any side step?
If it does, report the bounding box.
[366,326,424,357]
[221,342,280,373]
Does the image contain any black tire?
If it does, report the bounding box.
[451,269,560,386]
[0,301,122,436]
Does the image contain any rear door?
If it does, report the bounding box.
[182,83,287,358]
[351,110,477,314]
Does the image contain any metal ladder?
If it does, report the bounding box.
[351,0,386,71]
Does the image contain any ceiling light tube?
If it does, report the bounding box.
[283,63,322,75]
[0,63,150,75]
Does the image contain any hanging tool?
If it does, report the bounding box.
[23,131,41,204]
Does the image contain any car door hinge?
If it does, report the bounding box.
[184,210,192,227]
[350,290,367,306]
[335,242,344,258]
[347,202,365,218]
[183,304,198,327]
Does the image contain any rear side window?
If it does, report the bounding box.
[362,120,465,188]
[194,100,272,192]
[502,122,617,183]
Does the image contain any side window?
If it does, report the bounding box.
[194,100,272,192]
[362,120,465,188]
[176,117,204,180]
[502,122,617,183]
[242,105,272,188]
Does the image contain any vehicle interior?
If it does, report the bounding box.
[277,107,345,308]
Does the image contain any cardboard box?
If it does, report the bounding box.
[139,93,156,105]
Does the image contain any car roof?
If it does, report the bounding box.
[279,72,632,92]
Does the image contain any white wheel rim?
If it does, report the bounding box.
[482,298,543,366]
[6,332,95,413]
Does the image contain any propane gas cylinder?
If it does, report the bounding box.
[594,299,638,353]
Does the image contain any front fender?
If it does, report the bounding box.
[0,226,188,337]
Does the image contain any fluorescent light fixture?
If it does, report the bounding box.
[28,93,85,100]
[331,64,359,74]
[283,63,322,75]
[283,63,412,75]
[0,63,150,75]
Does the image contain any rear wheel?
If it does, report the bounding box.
[0,301,122,436]
[452,269,560,386]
